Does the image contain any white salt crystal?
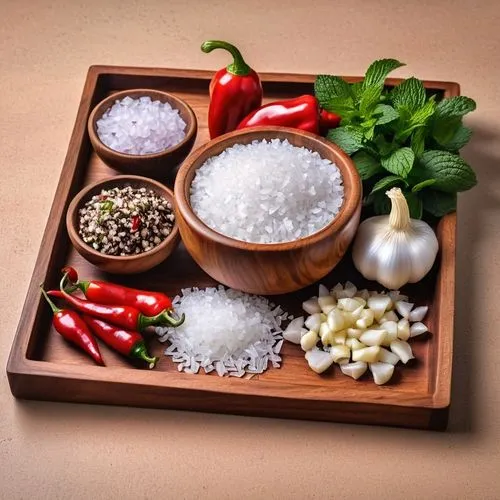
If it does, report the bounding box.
[96,96,186,155]
[157,287,287,377]
[190,139,344,243]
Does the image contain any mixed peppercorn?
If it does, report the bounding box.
[78,186,175,256]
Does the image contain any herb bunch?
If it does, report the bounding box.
[315,59,477,218]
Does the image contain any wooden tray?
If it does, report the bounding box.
[7,66,458,430]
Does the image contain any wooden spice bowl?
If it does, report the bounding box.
[88,89,197,181]
[174,126,362,295]
[66,175,180,274]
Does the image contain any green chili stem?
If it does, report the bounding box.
[201,40,251,76]
[77,281,90,294]
[40,286,61,314]
[138,310,185,330]
[130,342,159,369]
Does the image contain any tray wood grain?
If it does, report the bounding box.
[7,66,458,430]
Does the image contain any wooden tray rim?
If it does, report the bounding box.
[6,65,457,412]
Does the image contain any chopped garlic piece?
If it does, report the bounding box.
[330,345,350,365]
[409,306,428,322]
[395,301,414,319]
[370,362,394,385]
[390,340,414,364]
[352,346,381,363]
[410,322,428,338]
[341,361,368,380]
[300,330,319,351]
[305,348,334,374]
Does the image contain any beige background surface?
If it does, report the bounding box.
[1,0,499,498]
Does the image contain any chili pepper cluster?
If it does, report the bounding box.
[40,267,184,369]
[201,40,341,138]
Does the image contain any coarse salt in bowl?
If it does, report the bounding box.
[96,95,187,155]
[174,126,362,295]
[88,89,197,181]
[190,138,345,244]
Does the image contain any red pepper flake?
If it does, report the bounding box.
[131,215,141,232]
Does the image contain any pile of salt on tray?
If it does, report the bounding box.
[156,287,290,377]
[96,96,186,155]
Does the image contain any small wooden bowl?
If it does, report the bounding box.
[88,89,197,181]
[174,126,362,295]
[67,175,180,274]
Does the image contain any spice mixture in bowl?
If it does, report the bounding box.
[67,175,180,274]
[78,185,175,256]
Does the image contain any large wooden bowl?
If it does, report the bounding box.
[88,89,197,181]
[67,175,180,274]
[174,126,362,294]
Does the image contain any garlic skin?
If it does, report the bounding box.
[352,188,439,290]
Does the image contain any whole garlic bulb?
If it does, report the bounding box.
[352,187,439,290]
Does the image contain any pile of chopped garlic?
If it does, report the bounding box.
[283,282,430,385]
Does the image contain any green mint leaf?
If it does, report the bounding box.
[381,147,415,178]
[396,98,436,142]
[390,77,426,111]
[431,116,461,145]
[351,82,364,103]
[364,128,375,140]
[409,98,436,127]
[363,59,405,89]
[404,192,423,219]
[352,151,383,179]
[419,150,477,192]
[370,175,408,194]
[361,118,377,129]
[411,127,426,157]
[396,100,436,141]
[322,96,355,116]
[396,104,412,123]
[374,104,399,125]
[327,127,364,155]
[436,124,472,151]
[314,75,351,108]
[422,190,457,217]
[411,178,436,192]
[375,135,398,157]
[435,96,476,118]
[360,85,383,115]
[360,118,377,140]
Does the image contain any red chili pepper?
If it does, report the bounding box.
[40,287,104,366]
[201,40,262,139]
[60,266,173,317]
[49,290,184,331]
[131,215,141,233]
[62,266,78,284]
[236,95,341,135]
[49,273,184,330]
[319,109,341,132]
[49,289,141,329]
[83,315,159,369]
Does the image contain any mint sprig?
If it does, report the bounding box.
[314,59,477,219]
